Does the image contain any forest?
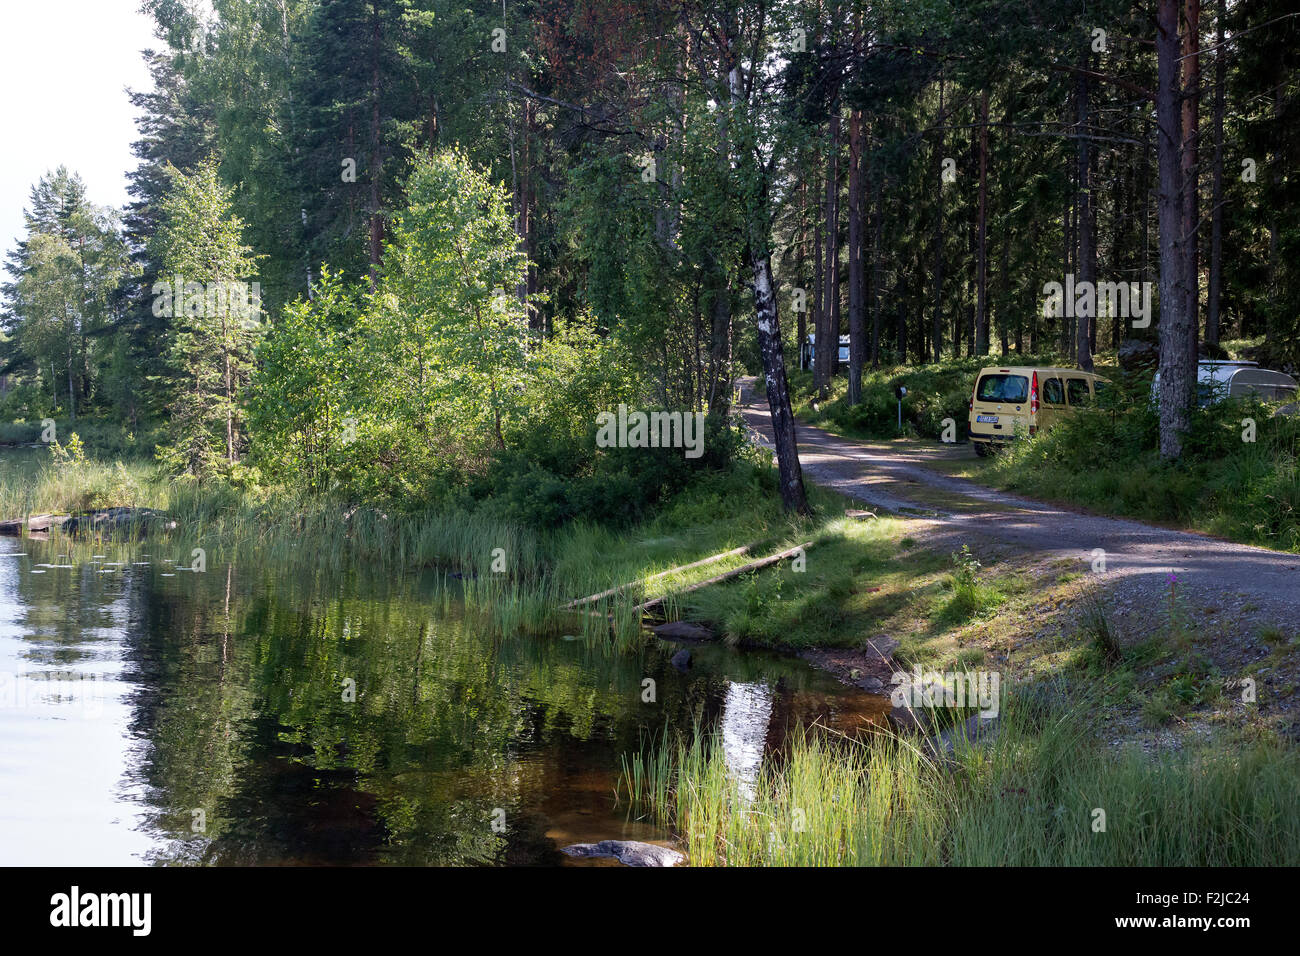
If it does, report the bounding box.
[2,0,1300,877]
[2,0,1297,525]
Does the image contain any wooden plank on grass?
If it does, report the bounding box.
[633,541,814,613]
[562,544,754,610]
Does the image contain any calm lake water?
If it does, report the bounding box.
[0,535,883,865]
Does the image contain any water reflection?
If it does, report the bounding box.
[719,681,774,803]
[0,536,885,865]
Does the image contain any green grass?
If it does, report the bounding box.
[670,513,947,649]
[0,436,828,650]
[935,544,1007,624]
[619,688,1300,866]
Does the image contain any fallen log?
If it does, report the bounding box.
[634,541,814,613]
[562,544,754,609]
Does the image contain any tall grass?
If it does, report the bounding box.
[619,688,1300,866]
[0,442,826,650]
[621,726,950,866]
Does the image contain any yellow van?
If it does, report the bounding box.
[967,366,1108,457]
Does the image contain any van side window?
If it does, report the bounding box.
[1042,378,1065,404]
[1066,378,1091,406]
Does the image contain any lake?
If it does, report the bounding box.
[0,535,883,865]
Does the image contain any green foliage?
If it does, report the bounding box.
[1,167,133,420]
[247,268,358,492]
[48,432,88,467]
[150,159,262,479]
[1076,586,1124,671]
[377,149,534,453]
[247,151,748,524]
[937,544,1005,623]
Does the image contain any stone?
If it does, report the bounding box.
[651,620,714,642]
[888,702,927,734]
[927,713,1002,759]
[0,514,71,537]
[858,676,885,695]
[60,508,174,536]
[561,840,685,867]
[865,634,899,659]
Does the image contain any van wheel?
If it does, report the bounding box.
[974,442,990,458]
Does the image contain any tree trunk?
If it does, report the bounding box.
[932,75,946,364]
[706,255,732,413]
[724,38,808,513]
[1181,0,1201,364]
[706,64,734,412]
[975,89,990,357]
[871,169,883,370]
[812,155,825,387]
[1076,59,1096,371]
[790,183,800,366]
[817,116,840,394]
[1000,224,1011,356]
[1157,0,1195,460]
[847,109,864,404]
[1206,0,1225,345]
[752,252,809,514]
[828,112,841,379]
[367,0,384,286]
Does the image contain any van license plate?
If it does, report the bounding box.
[976,415,998,424]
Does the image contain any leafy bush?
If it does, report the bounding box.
[936,545,1004,623]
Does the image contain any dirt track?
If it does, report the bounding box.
[737,378,1300,636]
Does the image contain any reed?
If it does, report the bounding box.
[619,689,1300,866]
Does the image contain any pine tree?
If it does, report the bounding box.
[151,160,262,478]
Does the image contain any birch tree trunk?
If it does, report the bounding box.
[726,44,808,514]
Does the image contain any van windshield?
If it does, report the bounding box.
[975,374,1029,404]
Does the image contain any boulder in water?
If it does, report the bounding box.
[652,620,714,642]
[561,840,685,867]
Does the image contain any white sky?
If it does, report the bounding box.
[0,0,157,258]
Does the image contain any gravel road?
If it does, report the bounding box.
[737,378,1300,633]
